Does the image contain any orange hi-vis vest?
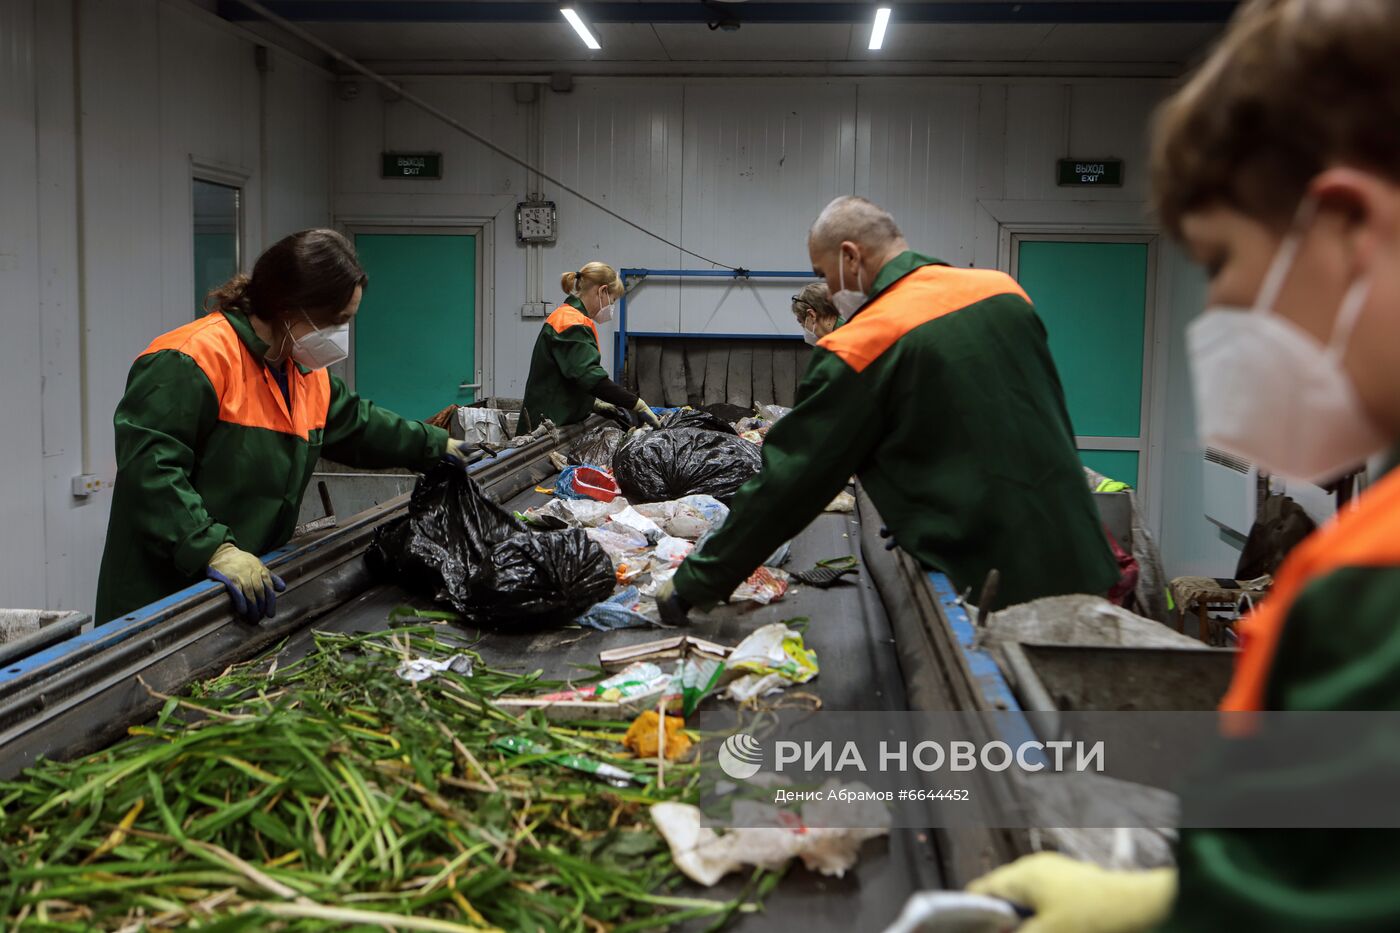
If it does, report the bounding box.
[140,312,331,441]
[545,303,600,350]
[818,265,1029,373]
[1221,465,1400,712]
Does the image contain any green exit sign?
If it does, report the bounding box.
[381,152,442,179]
[1057,159,1123,187]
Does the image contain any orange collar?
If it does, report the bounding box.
[1221,465,1400,711]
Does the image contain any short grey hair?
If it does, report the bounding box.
[808,196,903,253]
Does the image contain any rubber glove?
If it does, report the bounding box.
[967,852,1176,933]
[206,543,286,622]
[653,578,693,627]
[444,438,474,466]
[593,399,622,416]
[632,398,663,429]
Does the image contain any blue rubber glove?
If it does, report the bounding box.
[206,543,286,622]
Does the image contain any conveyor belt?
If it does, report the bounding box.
[273,480,941,931]
[0,422,983,927]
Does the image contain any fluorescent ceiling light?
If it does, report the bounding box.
[869,7,891,51]
[561,8,601,50]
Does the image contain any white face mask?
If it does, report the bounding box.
[802,323,820,346]
[1187,203,1387,484]
[831,253,866,317]
[591,287,615,324]
[288,313,350,370]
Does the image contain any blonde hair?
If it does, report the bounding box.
[561,261,620,299]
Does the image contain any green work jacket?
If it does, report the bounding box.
[1162,447,1400,932]
[672,251,1118,611]
[94,308,447,623]
[518,297,607,435]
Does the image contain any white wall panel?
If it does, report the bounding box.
[77,0,166,487]
[334,79,526,197]
[1004,80,1163,202]
[856,81,983,266]
[1156,241,1244,578]
[158,0,261,332]
[0,0,50,607]
[36,0,103,612]
[263,50,333,241]
[541,82,684,370]
[678,83,856,335]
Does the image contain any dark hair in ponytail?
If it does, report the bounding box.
[205,228,367,325]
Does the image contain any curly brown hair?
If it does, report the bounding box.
[1151,0,1400,237]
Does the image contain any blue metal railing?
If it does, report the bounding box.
[614,267,815,382]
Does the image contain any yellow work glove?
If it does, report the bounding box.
[444,437,474,465]
[967,852,1176,933]
[206,543,286,623]
[593,399,622,416]
[632,398,663,429]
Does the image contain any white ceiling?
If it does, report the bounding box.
[237,18,1224,76]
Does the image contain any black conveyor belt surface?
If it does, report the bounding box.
[273,480,941,930]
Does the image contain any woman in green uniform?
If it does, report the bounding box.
[791,282,842,344]
[95,229,470,624]
[969,1,1400,929]
[517,262,661,435]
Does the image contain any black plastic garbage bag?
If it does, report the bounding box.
[612,426,762,504]
[659,408,738,435]
[367,464,614,627]
[473,531,618,627]
[700,402,751,425]
[568,425,626,467]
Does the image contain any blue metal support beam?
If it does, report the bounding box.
[219,2,1238,25]
[613,267,814,383]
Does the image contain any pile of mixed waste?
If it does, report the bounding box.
[0,627,781,930]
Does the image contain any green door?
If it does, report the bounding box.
[353,233,477,421]
[1014,239,1150,489]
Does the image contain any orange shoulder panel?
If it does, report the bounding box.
[1221,466,1400,712]
[138,312,329,440]
[546,304,600,349]
[139,313,242,400]
[819,265,1029,373]
[289,368,331,439]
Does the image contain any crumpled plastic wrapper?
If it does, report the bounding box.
[633,494,729,540]
[721,622,817,701]
[729,566,789,604]
[650,783,889,886]
[395,654,474,682]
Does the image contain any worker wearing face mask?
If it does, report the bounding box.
[95,229,470,625]
[658,196,1117,623]
[969,2,1400,929]
[517,262,662,435]
[791,282,843,345]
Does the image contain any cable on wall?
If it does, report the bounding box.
[231,0,739,271]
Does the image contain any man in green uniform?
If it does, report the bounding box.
[661,196,1118,620]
